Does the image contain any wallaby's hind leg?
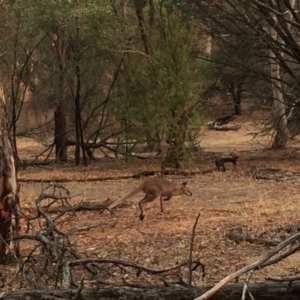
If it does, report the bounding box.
[160,195,163,213]
[139,194,158,221]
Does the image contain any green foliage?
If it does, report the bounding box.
[161,0,185,11]
[0,0,210,163]
[0,0,119,138]
[111,9,206,154]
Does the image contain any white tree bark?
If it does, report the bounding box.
[0,83,20,262]
[270,0,296,148]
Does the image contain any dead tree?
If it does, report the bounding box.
[0,84,20,263]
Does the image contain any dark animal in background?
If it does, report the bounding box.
[215,153,239,172]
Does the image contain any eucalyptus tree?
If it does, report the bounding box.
[110,1,207,167]
[186,0,300,148]
[1,0,120,164]
[0,1,49,159]
[1,0,207,167]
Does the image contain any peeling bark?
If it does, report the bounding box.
[0,84,20,263]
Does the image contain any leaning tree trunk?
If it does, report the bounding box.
[269,0,294,149]
[0,84,20,263]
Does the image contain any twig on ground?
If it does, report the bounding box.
[69,257,202,274]
[189,213,201,286]
[266,274,300,282]
[62,257,202,288]
[241,271,254,300]
[74,277,84,300]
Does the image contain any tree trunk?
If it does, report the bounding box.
[52,32,68,162]
[270,30,288,149]
[164,112,188,169]
[0,84,20,263]
[229,82,242,115]
[73,27,87,166]
[269,0,294,149]
[74,64,86,165]
[134,0,150,55]
[271,84,289,149]
[54,103,68,162]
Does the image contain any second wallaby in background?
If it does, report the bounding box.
[108,177,193,221]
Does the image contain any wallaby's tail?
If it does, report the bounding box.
[107,184,144,210]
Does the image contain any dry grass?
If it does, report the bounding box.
[2,113,300,290]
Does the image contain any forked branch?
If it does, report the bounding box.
[194,231,300,300]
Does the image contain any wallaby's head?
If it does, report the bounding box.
[181,182,192,196]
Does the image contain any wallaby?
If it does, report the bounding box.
[107,177,192,221]
[215,154,239,172]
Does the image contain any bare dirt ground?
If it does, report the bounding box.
[3,112,300,290]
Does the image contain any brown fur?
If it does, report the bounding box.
[108,177,192,221]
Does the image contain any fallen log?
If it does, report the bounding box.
[132,169,214,179]
[250,166,300,181]
[19,169,216,183]
[20,200,111,215]
[0,283,300,300]
[208,114,237,127]
[209,124,241,131]
[226,227,280,247]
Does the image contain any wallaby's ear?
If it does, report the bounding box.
[182,182,188,186]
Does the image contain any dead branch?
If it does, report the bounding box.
[208,114,237,127]
[241,271,255,300]
[18,175,133,183]
[209,124,241,131]
[258,224,300,238]
[19,169,216,183]
[251,167,300,181]
[70,257,202,275]
[226,227,280,247]
[132,169,214,179]
[194,231,300,300]
[188,213,202,286]
[7,184,100,287]
[20,201,111,215]
[62,257,202,289]
[207,115,240,131]
[266,274,300,282]
[261,243,300,268]
[74,278,84,300]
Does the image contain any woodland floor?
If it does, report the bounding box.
[3,111,300,290]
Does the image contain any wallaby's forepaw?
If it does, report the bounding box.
[139,214,145,221]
